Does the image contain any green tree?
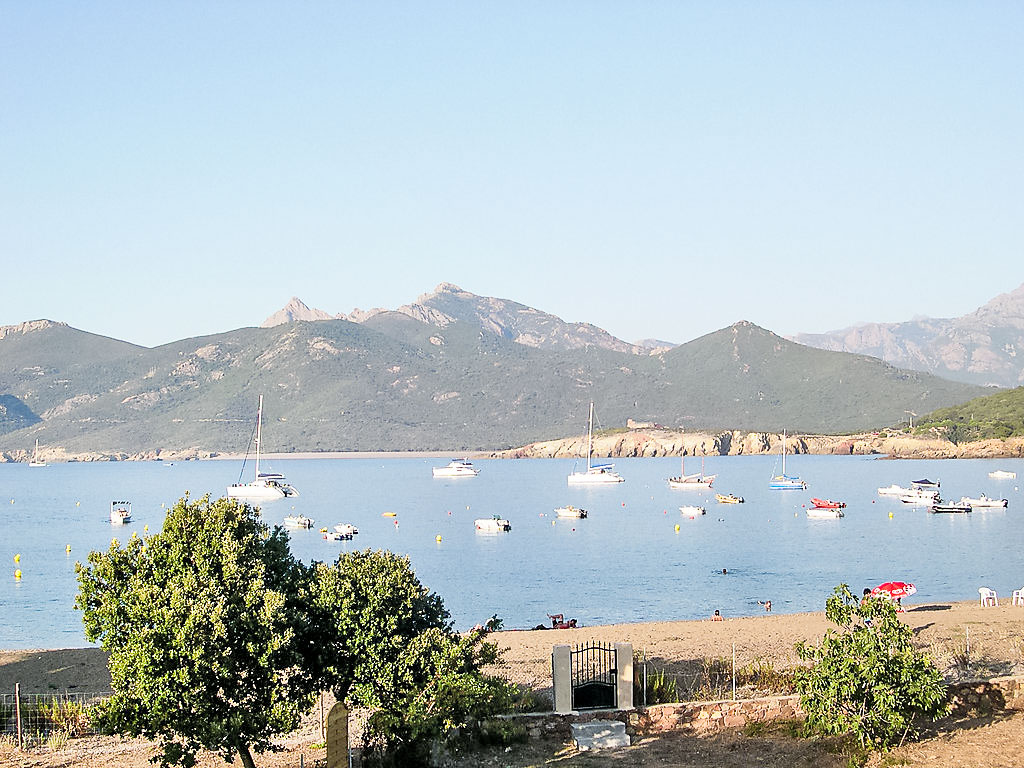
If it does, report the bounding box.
[794,584,950,750]
[75,495,323,768]
[310,551,513,764]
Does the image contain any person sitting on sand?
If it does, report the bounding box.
[712,609,723,621]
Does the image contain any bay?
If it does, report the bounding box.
[1,454,1022,649]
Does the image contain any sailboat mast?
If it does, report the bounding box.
[781,430,786,475]
[255,395,264,479]
[587,401,595,471]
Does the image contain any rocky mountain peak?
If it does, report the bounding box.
[261,298,335,327]
[0,319,65,340]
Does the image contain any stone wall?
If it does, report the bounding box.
[504,674,1024,742]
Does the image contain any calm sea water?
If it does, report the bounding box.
[1,454,1022,649]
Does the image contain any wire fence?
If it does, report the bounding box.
[0,690,110,748]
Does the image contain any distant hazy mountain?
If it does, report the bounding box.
[791,283,1024,388]
[266,283,651,355]
[0,310,986,455]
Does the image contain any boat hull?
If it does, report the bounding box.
[567,470,624,485]
[227,482,288,501]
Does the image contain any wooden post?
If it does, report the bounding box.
[15,682,22,750]
[320,692,325,742]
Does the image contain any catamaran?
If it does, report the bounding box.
[226,395,298,501]
[567,402,624,485]
[769,431,807,490]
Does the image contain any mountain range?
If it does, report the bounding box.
[790,283,1024,388]
[0,284,994,457]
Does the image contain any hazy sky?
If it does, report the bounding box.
[2,3,1022,348]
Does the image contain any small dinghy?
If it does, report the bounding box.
[555,505,588,518]
[475,516,512,532]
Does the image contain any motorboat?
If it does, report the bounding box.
[29,439,46,467]
[432,458,480,478]
[227,395,298,501]
[322,528,353,541]
[989,470,1017,479]
[769,431,806,490]
[334,523,360,535]
[679,505,706,516]
[877,484,911,496]
[555,505,588,519]
[810,498,846,509]
[110,500,132,524]
[807,507,844,519]
[474,516,512,532]
[715,493,744,504]
[668,456,716,490]
[929,502,971,514]
[911,478,940,490]
[283,514,314,529]
[567,402,625,485]
[960,494,1008,509]
[898,489,940,505]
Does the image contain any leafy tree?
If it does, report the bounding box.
[75,494,323,768]
[309,551,514,764]
[794,584,950,750]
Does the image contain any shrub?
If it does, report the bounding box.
[795,585,950,749]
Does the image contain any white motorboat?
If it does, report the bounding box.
[989,470,1017,479]
[898,489,941,505]
[960,494,1008,509]
[29,439,46,467]
[877,484,911,496]
[807,507,844,519]
[322,529,354,541]
[432,458,480,478]
[929,502,971,514]
[110,500,132,524]
[679,505,706,516]
[284,514,314,528]
[668,456,716,490]
[227,395,298,501]
[474,516,512,532]
[567,402,624,485]
[769,431,806,490]
[555,505,588,519]
[334,523,360,535]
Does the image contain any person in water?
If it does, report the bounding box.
[712,609,723,621]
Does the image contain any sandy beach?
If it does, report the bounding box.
[3,600,1023,767]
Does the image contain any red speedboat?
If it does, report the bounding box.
[811,498,846,509]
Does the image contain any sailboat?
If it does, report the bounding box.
[769,430,806,490]
[29,439,46,467]
[226,395,298,501]
[668,455,715,490]
[567,402,624,485]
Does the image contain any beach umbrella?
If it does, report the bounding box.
[872,581,917,599]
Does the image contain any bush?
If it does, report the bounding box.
[795,585,950,749]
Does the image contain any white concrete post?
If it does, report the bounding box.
[552,644,573,713]
[615,643,634,710]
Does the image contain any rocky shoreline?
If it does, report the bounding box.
[490,429,1024,461]
[3,431,1024,464]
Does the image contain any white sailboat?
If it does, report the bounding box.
[668,455,715,490]
[769,430,806,490]
[29,439,46,467]
[567,402,624,485]
[226,395,298,501]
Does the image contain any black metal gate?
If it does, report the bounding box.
[571,642,617,710]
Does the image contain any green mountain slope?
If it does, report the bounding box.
[914,386,1024,443]
[0,315,991,454]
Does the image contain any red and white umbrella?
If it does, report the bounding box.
[872,581,917,599]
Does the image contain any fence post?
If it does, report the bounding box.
[15,682,22,750]
[731,644,736,701]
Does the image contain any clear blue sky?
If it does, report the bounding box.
[2,2,1021,348]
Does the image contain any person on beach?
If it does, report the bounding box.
[712,609,723,621]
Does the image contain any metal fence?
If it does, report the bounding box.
[0,690,110,747]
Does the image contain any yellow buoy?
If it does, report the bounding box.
[889,512,894,519]
[436,535,442,543]
[66,545,71,554]
[14,570,21,580]
[144,525,149,532]
[14,554,20,564]
[76,501,80,506]
[674,524,680,532]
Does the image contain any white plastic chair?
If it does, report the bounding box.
[979,587,998,607]
[1012,588,1024,606]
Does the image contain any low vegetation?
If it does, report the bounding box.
[914,385,1024,443]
